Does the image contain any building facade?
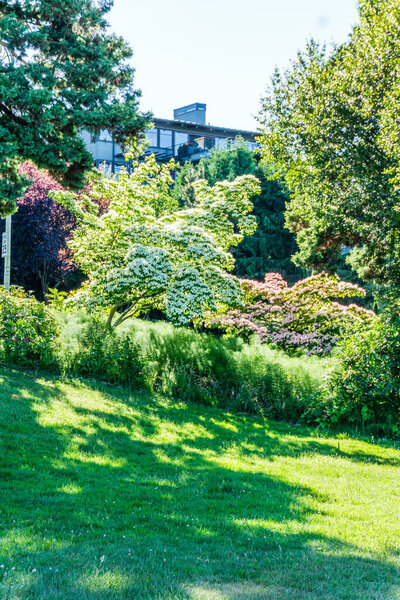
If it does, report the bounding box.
[83,102,258,172]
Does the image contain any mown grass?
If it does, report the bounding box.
[1,367,400,599]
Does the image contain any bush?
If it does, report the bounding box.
[57,313,326,422]
[62,316,145,386]
[324,313,400,435]
[153,336,320,420]
[0,301,329,427]
[205,272,376,355]
[0,286,58,368]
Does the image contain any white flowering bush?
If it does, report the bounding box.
[52,153,260,329]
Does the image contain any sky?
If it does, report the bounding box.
[108,0,360,132]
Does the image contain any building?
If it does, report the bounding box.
[82,102,258,173]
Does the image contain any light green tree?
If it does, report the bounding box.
[257,0,400,284]
[53,153,260,329]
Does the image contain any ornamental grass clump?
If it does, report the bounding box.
[59,312,325,421]
[205,272,376,355]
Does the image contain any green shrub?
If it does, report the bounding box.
[137,326,323,420]
[1,303,328,426]
[63,316,145,386]
[0,286,58,368]
[229,346,319,420]
[325,314,400,435]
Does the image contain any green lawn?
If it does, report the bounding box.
[0,368,400,600]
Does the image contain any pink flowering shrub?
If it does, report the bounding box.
[205,273,376,355]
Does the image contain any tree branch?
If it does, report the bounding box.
[106,303,124,330]
[0,101,29,126]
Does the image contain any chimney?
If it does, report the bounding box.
[173,103,206,125]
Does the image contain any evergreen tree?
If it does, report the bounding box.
[174,142,299,281]
[0,0,150,216]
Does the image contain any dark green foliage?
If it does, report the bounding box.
[0,286,57,368]
[235,162,300,280]
[174,142,300,280]
[0,0,150,215]
[326,313,400,435]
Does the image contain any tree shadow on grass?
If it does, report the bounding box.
[0,369,399,600]
[59,374,400,467]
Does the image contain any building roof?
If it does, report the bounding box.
[153,117,258,142]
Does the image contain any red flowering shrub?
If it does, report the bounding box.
[205,273,376,355]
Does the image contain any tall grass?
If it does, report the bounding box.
[57,312,328,422]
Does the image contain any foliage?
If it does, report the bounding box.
[174,140,300,280]
[257,0,400,284]
[45,287,68,311]
[0,286,58,367]
[57,311,324,421]
[199,141,256,186]
[63,315,145,386]
[53,153,260,329]
[0,0,150,216]
[5,297,400,434]
[0,162,77,298]
[327,311,400,433]
[173,161,201,208]
[205,273,376,355]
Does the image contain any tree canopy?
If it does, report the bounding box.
[0,0,149,216]
[257,0,400,285]
[53,153,260,329]
[173,141,299,281]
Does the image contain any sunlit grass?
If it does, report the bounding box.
[0,367,400,599]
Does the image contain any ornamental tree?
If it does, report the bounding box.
[0,0,149,216]
[53,153,260,329]
[0,162,77,297]
[205,273,376,355]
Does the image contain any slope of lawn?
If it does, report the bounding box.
[0,368,400,600]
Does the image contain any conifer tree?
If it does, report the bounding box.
[0,0,149,216]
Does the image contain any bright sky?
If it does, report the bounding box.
[108,0,359,132]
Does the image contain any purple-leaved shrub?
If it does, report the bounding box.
[205,273,376,355]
